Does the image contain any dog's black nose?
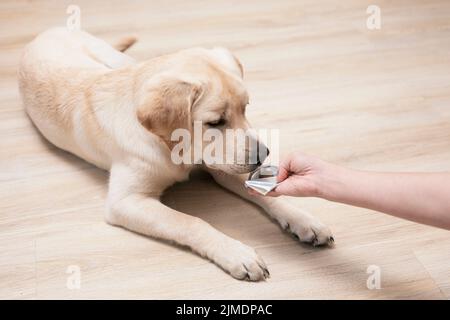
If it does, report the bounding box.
[256,144,270,165]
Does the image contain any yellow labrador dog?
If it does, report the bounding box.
[18,27,333,281]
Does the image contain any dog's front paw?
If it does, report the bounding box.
[213,239,269,281]
[265,200,334,247]
[280,216,334,247]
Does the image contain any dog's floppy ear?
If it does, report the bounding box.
[137,76,203,145]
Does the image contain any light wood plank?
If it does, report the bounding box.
[1,0,449,299]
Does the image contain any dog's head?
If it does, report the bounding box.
[136,47,269,174]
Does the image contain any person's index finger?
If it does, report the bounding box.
[276,166,289,182]
[276,154,294,182]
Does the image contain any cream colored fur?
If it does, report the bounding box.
[18,27,333,281]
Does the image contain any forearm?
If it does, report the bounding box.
[320,166,450,230]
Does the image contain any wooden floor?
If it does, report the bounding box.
[1,0,450,299]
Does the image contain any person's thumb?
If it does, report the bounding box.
[266,179,295,197]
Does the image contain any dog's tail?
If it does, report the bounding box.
[114,36,137,52]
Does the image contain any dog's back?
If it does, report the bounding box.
[18,28,135,169]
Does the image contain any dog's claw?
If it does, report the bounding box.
[242,264,251,281]
[325,236,335,247]
[311,230,319,246]
[257,262,270,279]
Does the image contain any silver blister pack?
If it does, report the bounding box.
[245,165,279,196]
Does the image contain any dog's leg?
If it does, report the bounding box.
[105,164,269,281]
[208,169,334,246]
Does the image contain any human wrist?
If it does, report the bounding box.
[316,163,353,201]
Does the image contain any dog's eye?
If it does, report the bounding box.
[206,118,226,127]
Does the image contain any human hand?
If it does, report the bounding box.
[253,152,334,198]
[248,151,450,231]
